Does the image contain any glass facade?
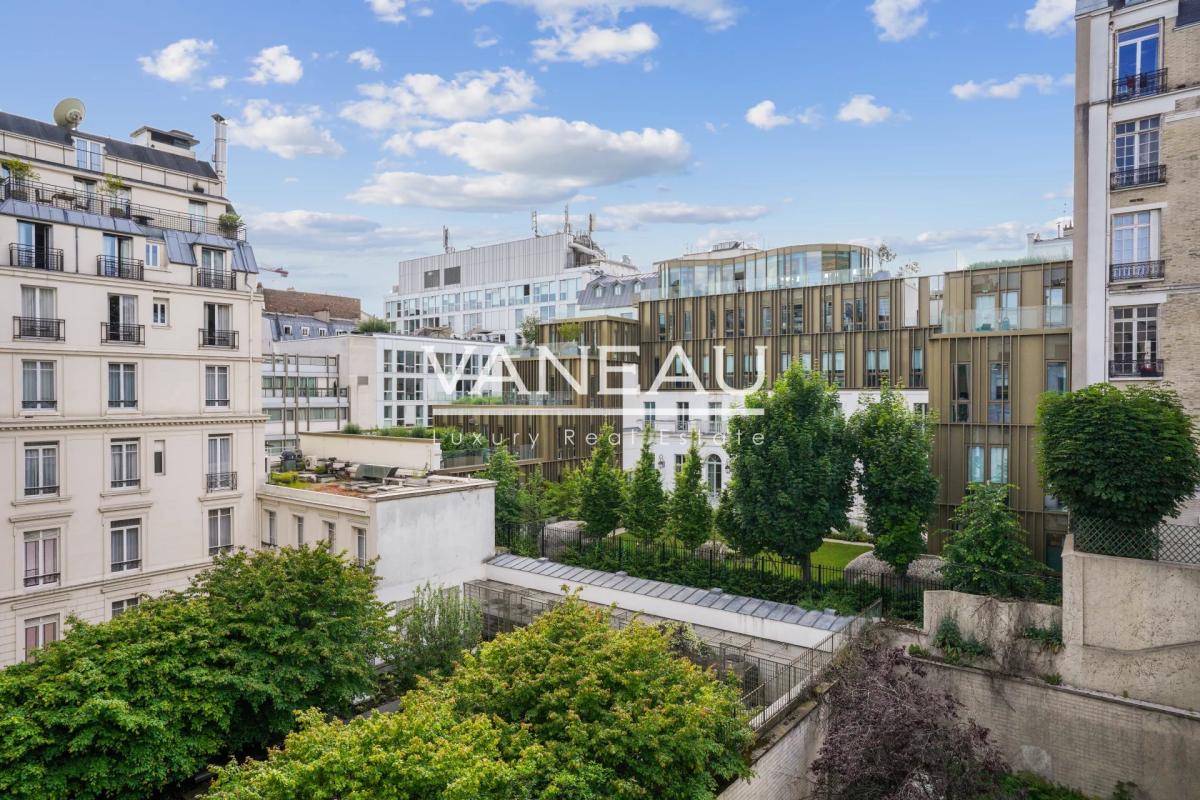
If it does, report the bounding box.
[656,245,875,300]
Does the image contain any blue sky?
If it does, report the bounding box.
[2,0,1077,311]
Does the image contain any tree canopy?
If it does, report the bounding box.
[941,483,1047,599]
[1037,383,1200,531]
[480,445,521,528]
[579,423,624,538]
[623,427,667,541]
[208,595,752,800]
[849,381,938,575]
[0,546,392,800]
[667,433,713,549]
[720,365,855,578]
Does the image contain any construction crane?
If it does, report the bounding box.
[260,265,290,278]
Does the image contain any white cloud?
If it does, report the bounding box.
[368,0,409,22]
[704,121,724,134]
[207,75,229,90]
[837,94,895,125]
[951,73,1072,100]
[340,68,538,130]
[248,45,304,84]
[869,0,927,42]
[351,115,691,210]
[251,209,436,250]
[599,201,769,230]
[283,176,300,183]
[138,38,215,83]
[744,100,820,130]
[1024,0,1074,36]
[459,0,738,30]
[1043,184,1072,201]
[533,22,660,64]
[348,48,383,71]
[383,132,415,155]
[474,26,500,47]
[873,216,1074,256]
[228,100,345,159]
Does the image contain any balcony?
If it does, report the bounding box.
[9,243,63,271]
[101,322,144,345]
[199,328,239,349]
[1110,260,1164,283]
[111,558,142,572]
[13,316,65,341]
[909,369,926,388]
[1111,164,1166,190]
[206,471,238,492]
[1112,68,1167,103]
[1,177,247,240]
[1110,359,1163,379]
[23,572,59,588]
[864,370,889,388]
[194,268,237,290]
[97,255,144,282]
[939,305,1071,334]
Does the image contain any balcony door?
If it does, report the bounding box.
[16,221,52,268]
[1117,24,1159,83]
[208,434,232,477]
[108,294,137,329]
[101,234,132,277]
[21,286,55,320]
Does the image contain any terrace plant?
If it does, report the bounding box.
[1,158,38,182]
[354,316,391,333]
[941,483,1049,599]
[519,314,540,345]
[557,320,582,343]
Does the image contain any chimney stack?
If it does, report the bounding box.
[211,113,228,193]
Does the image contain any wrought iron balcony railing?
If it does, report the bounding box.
[206,471,238,492]
[9,243,63,271]
[1109,359,1163,379]
[101,322,144,345]
[97,255,144,281]
[1112,68,1167,103]
[24,571,59,588]
[1111,164,1166,190]
[1110,260,1164,282]
[199,329,239,349]
[13,316,65,340]
[1,177,247,240]
[194,268,238,290]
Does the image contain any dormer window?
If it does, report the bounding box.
[75,139,104,171]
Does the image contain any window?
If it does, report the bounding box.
[761,306,772,336]
[19,286,57,338]
[988,363,1010,424]
[708,401,723,434]
[110,519,141,571]
[355,527,368,567]
[24,615,58,660]
[110,439,140,489]
[792,303,803,334]
[878,297,891,328]
[643,401,656,426]
[1046,361,1068,393]
[444,266,461,285]
[295,515,305,546]
[21,360,56,409]
[24,443,58,497]
[822,300,833,332]
[967,445,985,483]
[952,364,970,422]
[1112,305,1159,376]
[208,508,233,555]
[706,454,723,496]
[145,242,162,268]
[112,597,140,617]
[107,363,137,409]
[264,510,278,547]
[1111,211,1156,266]
[674,454,685,475]
[153,440,166,475]
[989,446,1009,484]
[1114,117,1160,175]
[676,401,690,432]
[206,434,233,490]
[301,326,310,337]
[205,365,230,408]
[324,520,336,547]
[283,324,293,336]
[23,529,59,588]
[424,269,440,289]
[1115,23,1160,98]
[75,138,104,170]
[152,299,168,326]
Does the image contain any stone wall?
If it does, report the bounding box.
[718,692,827,800]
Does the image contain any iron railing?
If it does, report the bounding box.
[909,369,926,388]
[111,558,142,572]
[13,316,64,340]
[24,484,58,497]
[199,329,239,349]
[1073,516,1200,564]
[24,572,59,588]
[206,471,237,492]
[1,177,247,240]
[1111,164,1166,189]
[96,255,144,281]
[194,268,237,290]
[101,322,144,345]
[9,243,63,271]
[111,476,141,489]
[864,370,889,389]
[1109,359,1163,378]
[1110,260,1164,282]
[1112,68,1167,102]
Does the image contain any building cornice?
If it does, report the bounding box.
[0,414,266,433]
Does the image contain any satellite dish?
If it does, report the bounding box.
[52,98,86,129]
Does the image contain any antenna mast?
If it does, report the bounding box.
[531,210,539,237]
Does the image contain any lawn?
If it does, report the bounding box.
[811,540,874,570]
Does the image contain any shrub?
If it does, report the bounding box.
[268,470,299,485]
[0,546,392,800]
[392,583,482,690]
[828,524,873,543]
[354,316,391,333]
[579,423,623,538]
[208,596,752,799]
[341,422,363,434]
[932,617,991,665]
[1022,624,1064,653]
[941,483,1050,600]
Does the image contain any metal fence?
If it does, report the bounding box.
[1072,516,1200,565]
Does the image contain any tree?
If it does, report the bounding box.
[545,466,586,519]
[355,316,391,333]
[209,596,752,800]
[811,641,1007,800]
[557,320,582,343]
[0,546,392,800]
[393,582,482,690]
[668,434,712,549]
[481,445,521,529]
[579,423,624,539]
[623,427,667,541]
[721,365,855,580]
[941,483,1047,599]
[1038,383,1200,532]
[518,464,549,525]
[520,314,540,345]
[849,381,938,576]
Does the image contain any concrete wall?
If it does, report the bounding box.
[719,695,827,800]
[1060,536,1200,710]
[298,431,442,472]
[923,590,1061,656]
[912,657,1200,800]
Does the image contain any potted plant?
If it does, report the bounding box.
[519,314,540,348]
[101,174,129,217]
[218,212,242,237]
[1,158,38,200]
